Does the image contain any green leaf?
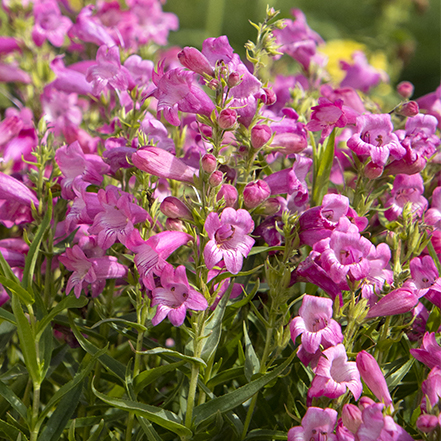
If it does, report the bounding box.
[386,359,415,390]
[206,367,244,390]
[243,323,260,382]
[0,380,28,421]
[134,361,185,394]
[37,379,83,441]
[244,429,288,440]
[247,246,284,256]
[69,313,126,382]
[85,419,105,441]
[311,128,335,207]
[0,419,28,441]
[193,352,295,427]
[0,276,34,305]
[92,381,192,438]
[90,317,147,332]
[11,295,39,384]
[136,417,162,441]
[22,192,52,292]
[135,347,207,367]
[33,294,52,382]
[37,345,108,424]
[200,281,233,362]
[36,296,88,340]
[0,307,16,326]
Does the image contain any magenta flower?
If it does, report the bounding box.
[308,344,362,402]
[59,245,127,298]
[366,286,418,318]
[132,147,197,183]
[151,264,208,326]
[126,230,193,291]
[273,9,324,70]
[306,97,348,143]
[384,173,428,221]
[340,51,386,93]
[408,255,441,304]
[356,351,393,407]
[49,57,93,95]
[86,45,130,96]
[0,62,31,84]
[347,114,405,172]
[290,295,343,355]
[88,186,149,250]
[416,84,441,129]
[287,407,338,441]
[32,0,72,47]
[204,208,255,275]
[410,332,441,369]
[152,67,215,126]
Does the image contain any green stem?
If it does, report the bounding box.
[30,383,41,441]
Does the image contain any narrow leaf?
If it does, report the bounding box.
[22,193,52,291]
[243,323,260,382]
[386,359,415,390]
[193,352,295,426]
[244,429,288,440]
[91,317,146,332]
[92,381,192,438]
[85,419,105,441]
[0,419,28,441]
[134,361,185,394]
[0,308,16,326]
[0,380,28,420]
[0,276,34,305]
[134,347,206,367]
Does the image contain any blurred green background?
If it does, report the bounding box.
[163,0,440,98]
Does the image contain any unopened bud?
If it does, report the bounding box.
[216,184,238,207]
[364,161,384,179]
[208,79,221,90]
[397,81,414,99]
[416,414,439,433]
[201,153,217,174]
[218,108,237,129]
[178,47,214,77]
[262,87,277,106]
[261,197,282,216]
[395,101,419,117]
[251,124,272,149]
[342,404,362,434]
[209,170,223,187]
[227,72,241,88]
[160,196,193,220]
[165,218,186,231]
[243,180,271,209]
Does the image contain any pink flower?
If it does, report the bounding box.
[347,114,405,172]
[203,208,255,275]
[59,245,127,298]
[127,230,193,291]
[152,67,215,126]
[88,186,149,250]
[408,255,441,304]
[422,367,441,408]
[340,51,387,93]
[49,57,93,95]
[132,147,197,183]
[288,407,338,441]
[86,45,130,95]
[290,295,343,355]
[0,62,31,84]
[32,0,72,47]
[151,264,207,326]
[306,97,348,143]
[356,351,393,407]
[410,332,441,369]
[308,344,362,402]
[416,84,441,129]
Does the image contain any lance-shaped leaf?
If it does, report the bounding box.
[193,352,295,427]
[134,347,206,367]
[0,418,29,441]
[0,380,28,420]
[92,380,192,438]
[134,361,185,394]
[243,323,260,382]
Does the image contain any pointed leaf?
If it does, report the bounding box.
[134,361,185,394]
[386,359,415,390]
[0,276,34,305]
[0,308,16,326]
[244,429,288,440]
[0,380,28,420]
[136,348,206,367]
[91,381,192,438]
[91,318,146,332]
[243,323,260,382]
[0,419,28,441]
[22,193,52,291]
[193,352,295,427]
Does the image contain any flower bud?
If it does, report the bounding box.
[177,47,214,76]
[165,218,186,231]
[263,87,277,106]
[201,153,217,174]
[216,184,238,207]
[243,180,271,209]
[364,161,384,179]
[356,351,393,407]
[416,414,439,433]
[218,108,237,129]
[358,396,376,410]
[209,170,223,187]
[366,287,418,318]
[160,197,193,220]
[261,197,282,216]
[227,72,241,88]
[207,79,221,90]
[395,101,419,117]
[397,81,414,99]
[342,404,362,434]
[251,124,272,149]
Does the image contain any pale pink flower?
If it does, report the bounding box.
[410,332,441,369]
[204,208,254,275]
[151,264,207,326]
[288,407,338,441]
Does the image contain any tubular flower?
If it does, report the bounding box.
[203,208,255,275]
[308,344,362,402]
[151,264,208,326]
[410,332,441,369]
[288,407,338,441]
[290,295,343,355]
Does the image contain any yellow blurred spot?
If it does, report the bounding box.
[67,0,83,12]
